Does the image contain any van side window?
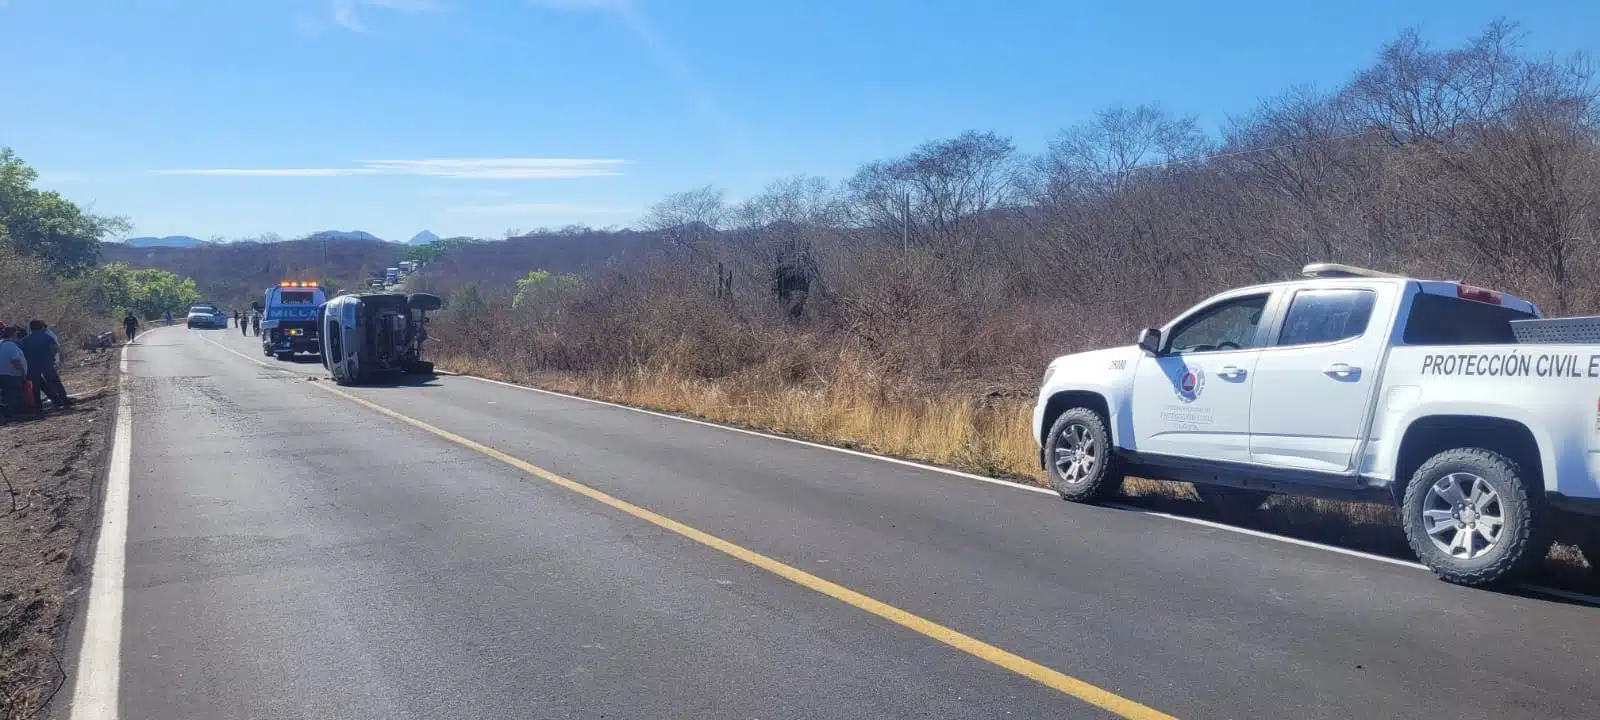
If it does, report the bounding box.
[1276,289,1376,346]
[1166,294,1270,353]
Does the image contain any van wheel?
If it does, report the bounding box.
[1045,408,1123,503]
[1194,485,1271,520]
[1401,448,1550,587]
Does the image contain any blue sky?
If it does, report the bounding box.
[2,0,1596,242]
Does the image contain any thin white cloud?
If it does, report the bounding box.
[155,168,380,177]
[154,157,623,180]
[332,0,443,33]
[364,158,623,179]
[450,202,635,215]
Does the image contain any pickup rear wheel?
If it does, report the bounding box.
[1402,448,1550,587]
[1045,408,1123,503]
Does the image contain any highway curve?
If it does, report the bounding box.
[64,325,1600,719]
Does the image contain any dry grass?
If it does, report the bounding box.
[438,350,1596,590]
[446,353,1042,480]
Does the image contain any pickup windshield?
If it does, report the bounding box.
[1402,292,1536,345]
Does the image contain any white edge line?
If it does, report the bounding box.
[456,373,1062,496]
[198,336,1600,607]
[69,345,132,719]
[453,374,1600,606]
[1104,502,1428,570]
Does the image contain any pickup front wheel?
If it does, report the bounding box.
[1045,408,1124,503]
[1402,448,1550,587]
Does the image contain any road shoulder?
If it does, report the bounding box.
[0,346,120,718]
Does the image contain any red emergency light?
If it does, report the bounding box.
[279,281,320,288]
[1456,284,1503,305]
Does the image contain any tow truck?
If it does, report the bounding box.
[255,281,327,361]
[1034,263,1600,587]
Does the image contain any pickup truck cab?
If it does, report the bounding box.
[1034,263,1600,586]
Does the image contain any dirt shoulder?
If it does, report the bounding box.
[0,349,118,719]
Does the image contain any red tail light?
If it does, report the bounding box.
[1457,285,1503,305]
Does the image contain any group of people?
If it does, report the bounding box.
[235,309,261,336]
[0,319,71,421]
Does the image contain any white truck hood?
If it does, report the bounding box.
[1042,345,1142,391]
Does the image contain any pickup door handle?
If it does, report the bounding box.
[1217,365,1247,380]
[1325,363,1360,379]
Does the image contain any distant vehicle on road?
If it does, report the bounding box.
[318,292,441,385]
[1034,262,1600,587]
[256,281,327,361]
[185,305,227,329]
[385,267,400,286]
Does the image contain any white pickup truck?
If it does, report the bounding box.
[1033,263,1600,587]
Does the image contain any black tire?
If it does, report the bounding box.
[405,360,435,375]
[275,351,292,361]
[1194,484,1271,520]
[1044,407,1124,503]
[1401,448,1550,587]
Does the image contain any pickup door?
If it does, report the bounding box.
[1130,289,1274,464]
[1247,282,1397,473]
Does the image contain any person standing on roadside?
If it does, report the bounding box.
[0,327,28,419]
[166,309,174,326]
[250,311,261,336]
[19,320,69,410]
[123,311,139,343]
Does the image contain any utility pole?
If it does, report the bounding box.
[902,191,910,253]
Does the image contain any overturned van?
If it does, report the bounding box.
[317,292,442,385]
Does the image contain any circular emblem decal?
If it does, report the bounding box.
[1175,365,1206,403]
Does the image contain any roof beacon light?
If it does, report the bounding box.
[1301,263,1406,279]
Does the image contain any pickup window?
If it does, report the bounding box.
[1167,294,1269,353]
[1401,292,1534,345]
[1276,289,1376,346]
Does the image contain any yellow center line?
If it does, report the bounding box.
[200,334,1176,719]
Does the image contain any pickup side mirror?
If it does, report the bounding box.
[1137,328,1163,355]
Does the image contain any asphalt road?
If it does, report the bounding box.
[75,325,1600,719]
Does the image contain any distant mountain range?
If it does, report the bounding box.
[122,229,441,247]
[124,235,209,248]
[308,229,383,243]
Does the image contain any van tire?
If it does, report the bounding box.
[1045,408,1123,503]
[1401,448,1550,587]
